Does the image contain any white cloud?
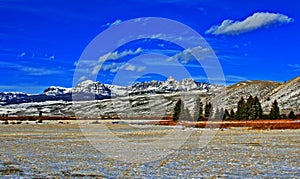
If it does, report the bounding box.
[99,63,146,73]
[125,64,136,71]
[91,48,143,75]
[98,48,142,63]
[0,61,61,76]
[19,52,26,57]
[79,76,88,82]
[206,12,294,35]
[137,66,146,72]
[103,19,122,27]
[194,75,246,84]
[92,65,101,75]
[21,67,61,76]
[166,46,211,63]
[288,64,300,71]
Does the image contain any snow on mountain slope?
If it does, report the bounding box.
[72,80,111,96]
[104,84,128,97]
[0,91,209,117]
[43,86,72,96]
[212,80,282,111]
[129,77,212,95]
[0,92,29,100]
[0,77,216,105]
[262,76,300,113]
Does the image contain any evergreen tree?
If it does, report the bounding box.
[230,109,235,120]
[193,97,204,121]
[288,111,296,119]
[246,95,263,120]
[223,109,230,120]
[173,98,183,121]
[236,97,246,120]
[204,102,212,119]
[246,95,254,119]
[253,96,263,119]
[269,100,280,119]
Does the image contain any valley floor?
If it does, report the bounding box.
[0,123,299,178]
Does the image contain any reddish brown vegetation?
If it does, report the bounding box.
[154,119,300,130]
[1,116,299,129]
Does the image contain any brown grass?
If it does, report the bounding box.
[152,119,300,130]
[1,116,300,129]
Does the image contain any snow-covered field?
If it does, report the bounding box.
[0,124,299,178]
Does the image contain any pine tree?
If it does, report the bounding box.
[288,111,296,119]
[236,97,246,120]
[204,102,212,119]
[230,109,235,120]
[173,98,183,121]
[253,96,263,119]
[193,97,204,121]
[223,109,230,120]
[246,95,254,119]
[269,100,280,119]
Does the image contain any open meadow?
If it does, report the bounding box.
[1,121,299,178]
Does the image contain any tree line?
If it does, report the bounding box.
[173,95,298,121]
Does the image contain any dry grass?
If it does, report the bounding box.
[153,119,300,130]
[1,116,300,130]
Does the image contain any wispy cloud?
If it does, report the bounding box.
[0,85,50,94]
[102,19,122,27]
[49,55,55,60]
[166,46,211,63]
[194,75,246,85]
[21,67,61,76]
[101,63,146,73]
[79,76,88,82]
[16,51,56,61]
[206,12,294,35]
[0,61,61,76]
[19,52,26,57]
[92,48,143,75]
[98,48,142,63]
[288,64,300,71]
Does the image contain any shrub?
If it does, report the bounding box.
[288,111,296,119]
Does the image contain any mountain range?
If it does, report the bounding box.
[0,76,299,117]
[0,77,216,105]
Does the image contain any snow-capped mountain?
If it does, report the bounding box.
[43,86,72,96]
[0,92,30,105]
[0,77,216,105]
[129,77,212,95]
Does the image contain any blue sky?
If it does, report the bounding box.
[0,0,299,93]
